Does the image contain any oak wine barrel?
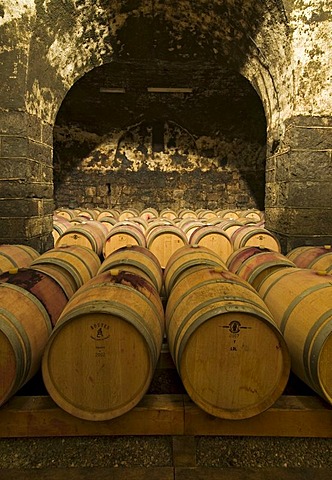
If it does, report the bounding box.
[42,271,164,421]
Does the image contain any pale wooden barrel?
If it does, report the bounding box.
[128,217,148,233]
[177,208,197,219]
[189,225,233,262]
[140,207,159,221]
[0,283,52,406]
[31,245,101,297]
[286,245,332,269]
[77,209,98,220]
[53,215,72,243]
[99,216,118,231]
[163,244,228,297]
[159,208,177,220]
[307,253,332,274]
[55,208,76,220]
[216,219,244,238]
[180,219,206,240]
[240,209,264,222]
[231,226,281,252]
[146,225,189,269]
[42,271,164,421]
[55,222,106,256]
[99,245,163,293]
[197,209,218,219]
[145,219,176,236]
[103,223,147,259]
[97,209,120,221]
[0,244,40,274]
[258,268,332,404]
[215,209,239,220]
[227,247,296,290]
[165,267,290,419]
[118,208,140,221]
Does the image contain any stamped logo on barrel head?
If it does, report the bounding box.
[90,322,110,341]
[222,320,252,334]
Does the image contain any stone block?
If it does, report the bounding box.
[2,136,29,157]
[288,181,331,208]
[284,122,332,150]
[290,151,332,180]
[28,140,53,164]
[41,122,53,147]
[0,199,40,217]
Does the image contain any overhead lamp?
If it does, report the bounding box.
[100,87,126,93]
[147,87,193,93]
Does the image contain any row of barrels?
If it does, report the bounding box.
[55,206,264,222]
[1,242,332,422]
[53,208,276,269]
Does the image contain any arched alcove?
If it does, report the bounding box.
[53,61,267,211]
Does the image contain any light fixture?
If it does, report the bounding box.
[99,87,126,93]
[147,87,193,93]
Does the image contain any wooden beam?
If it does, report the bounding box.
[184,395,332,437]
[1,394,332,438]
[0,395,184,438]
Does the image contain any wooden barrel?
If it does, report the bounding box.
[146,225,189,269]
[0,282,52,406]
[52,216,71,243]
[180,219,206,240]
[177,208,197,219]
[215,219,244,238]
[145,219,176,236]
[69,216,89,225]
[189,225,233,262]
[55,208,76,220]
[286,245,332,269]
[0,244,40,274]
[99,216,118,231]
[42,271,164,421]
[231,226,281,252]
[99,245,163,293]
[77,209,98,220]
[240,209,263,222]
[258,268,332,404]
[307,253,332,274]
[197,209,218,219]
[55,221,106,256]
[215,209,239,220]
[118,208,140,221]
[97,209,120,221]
[227,247,296,290]
[163,244,228,297]
[103,223,147,259]
[140,207,159,221]
[0,268,68,327]
[129,217,148,233]
[165,267,290,419]
[31,245,101,297]
[159,208,177,220]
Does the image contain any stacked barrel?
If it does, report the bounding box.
[1,206,332,422]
